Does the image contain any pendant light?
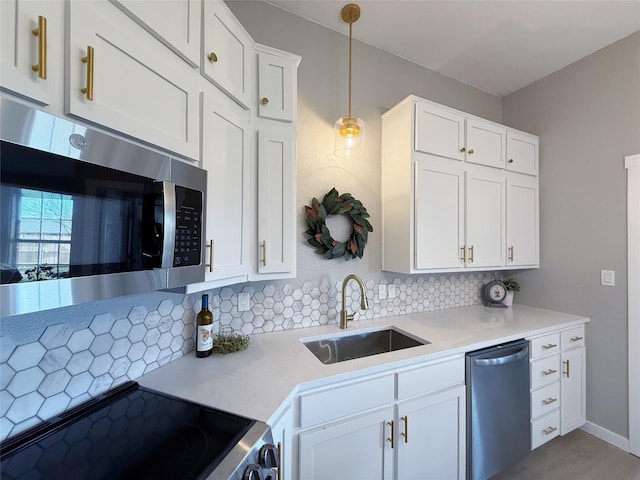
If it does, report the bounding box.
[334,3,364,158]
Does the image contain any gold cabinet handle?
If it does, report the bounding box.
[468,245,474,263]
[542,343,557,350]
[542,368,557,376]
[261,241,267,267]
[401,415,408,443]
[508,158,514,164]
[563,359,570,378]
[570,336,583,342]
[460,147,466,153]
[460,245,466,263]
[542,397,557,405]
[276,441,282,480]
[543,426,557,435]
[261,97,269,105]
[508,245,514,262]
[31,15,47,79]
[205,239,214,272]
[207,52,218,63]
[81,46,94,100]
[468,149,474,154]
[386,420,395,449]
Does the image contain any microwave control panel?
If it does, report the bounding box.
[174,186,202,267]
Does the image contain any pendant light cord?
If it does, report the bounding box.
[348,20,353,120]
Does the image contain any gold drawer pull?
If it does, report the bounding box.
[542,397,557,405]
[460,147,466,153]
[563,359,570,378]
[387,420,395,449]
[207,52,218,63]
[261,97,269,105]
[460,245,466,263]
[468,149,474,154]
[542,343,557,350]
[261,241,267,267]
[542,368,557,376]
[543,426,557,435]
[468,245,474,263]
[570,336,583,342]
[31,15,47,79]
[81,46,94,100]
[508,245,514,262]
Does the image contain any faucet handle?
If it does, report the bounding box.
[346,312,355,322]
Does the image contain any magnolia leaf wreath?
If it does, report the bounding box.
[304,188,373,260]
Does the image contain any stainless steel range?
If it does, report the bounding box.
[0,382,278,480]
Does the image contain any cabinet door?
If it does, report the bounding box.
[110,0,201,66]
[271,405,294,480]
[466,119,506,169]
[465,169,505,267]
[414,102,465,161]
[67,1,199,159]
[201,91,250,285]
[1,0,53,105]
[258,52,295,122]
[255,130,295,276]
[507,130,538,175]
[396,386,466,480]
[202,0,251,107]
[299,407,394,480]
[414,161,464,269]
[506,174,539,267]
[560,347,586,434]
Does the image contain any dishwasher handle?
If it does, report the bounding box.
[473,346,528,366]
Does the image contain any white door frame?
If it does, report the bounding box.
[626,153,640,457]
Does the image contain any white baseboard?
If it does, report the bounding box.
[581,421,630,452]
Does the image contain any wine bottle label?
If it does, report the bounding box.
[197,324,213,352]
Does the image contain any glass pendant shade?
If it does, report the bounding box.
[334,116,365,158]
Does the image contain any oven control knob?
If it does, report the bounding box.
[242,464,262,480]
[258,443,279,469]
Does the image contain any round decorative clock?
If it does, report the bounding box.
[482,280,508,308]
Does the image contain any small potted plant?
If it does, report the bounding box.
[503,278,520,307]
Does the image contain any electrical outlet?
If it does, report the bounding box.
[238,292,251,311]
[601,270,615,287]
[378,284,387,300]
[388,284,396,299]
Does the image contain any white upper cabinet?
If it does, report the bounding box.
[1,0,56,105]
[507,130,539,175]
[257,51,295,122]
[67,1,199,160]
[109,0,202,66]
[414,102,466,160]
[201,0,252,107]
[506,173,539,267]
[382,95,538,274]
[465,118,506,169]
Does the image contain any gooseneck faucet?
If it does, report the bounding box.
[340,274,369,329]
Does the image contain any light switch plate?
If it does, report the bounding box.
[378,284,387,300]
[601,270,616,287]
[388,284,396,299]
[238,292,251,311]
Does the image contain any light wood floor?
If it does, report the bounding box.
[493,429,640,480]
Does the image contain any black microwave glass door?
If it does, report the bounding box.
[0,140,155,284]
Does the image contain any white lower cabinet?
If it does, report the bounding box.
[295,355,465,480]
[270,403,294,480]
[528,324,586,449]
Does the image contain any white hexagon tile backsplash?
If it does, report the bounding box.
[0,272,498,440]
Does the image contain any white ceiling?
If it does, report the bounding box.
[266,0,640,97]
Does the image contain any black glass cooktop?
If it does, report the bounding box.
[0,382,255,480]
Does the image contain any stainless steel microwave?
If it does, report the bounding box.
[0,98,206,317]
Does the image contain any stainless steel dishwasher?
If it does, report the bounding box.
[466,339,530,480]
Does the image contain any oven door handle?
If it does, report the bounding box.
[161,181,176,269]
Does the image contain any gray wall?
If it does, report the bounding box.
[503,31,640,438]
[226,0,502,285]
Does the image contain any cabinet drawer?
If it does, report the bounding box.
[531,409,560,449]
[561,325,585,350]
[396,356,464,400]
[531,355,560,390]
[299,374,394,429]
[529,332,560,358]
[531,382,560,419]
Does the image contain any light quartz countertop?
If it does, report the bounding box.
[139,304,588,424]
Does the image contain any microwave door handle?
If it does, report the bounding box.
[161,181,176,269]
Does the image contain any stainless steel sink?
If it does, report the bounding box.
[302,327,430,365]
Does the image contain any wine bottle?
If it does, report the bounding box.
[196,294,213,357]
